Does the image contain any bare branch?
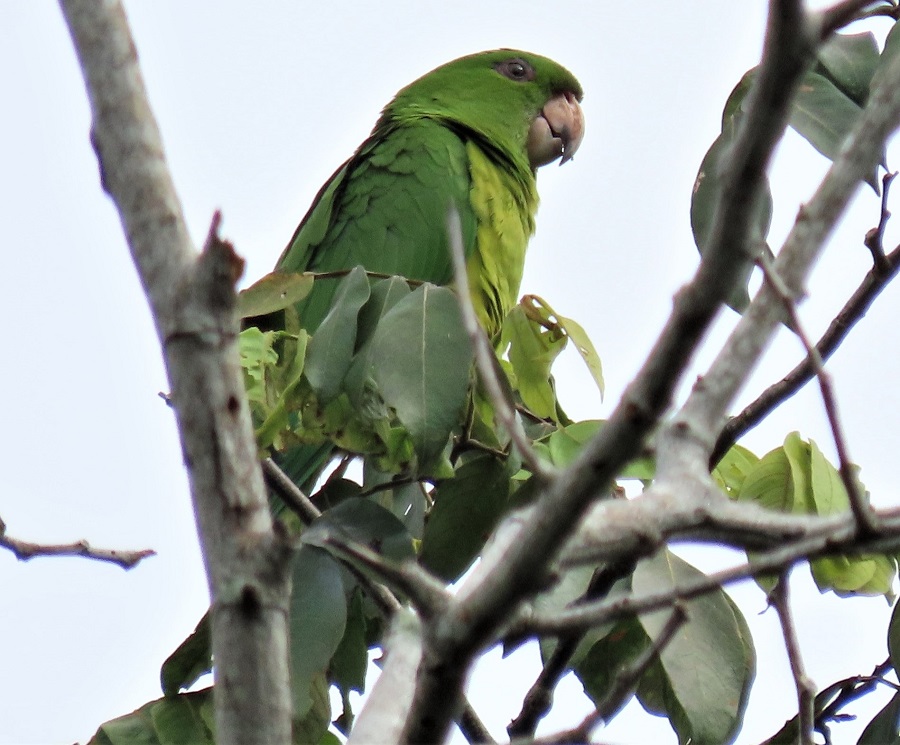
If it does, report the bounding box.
[770,577,816,745]
[0,516,154,569]
[58,3,293,742]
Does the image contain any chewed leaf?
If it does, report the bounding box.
[238,271,315,318]
[526,295,603,398]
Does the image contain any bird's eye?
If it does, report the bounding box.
[495,58,535,82]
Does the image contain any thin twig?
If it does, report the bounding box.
[541,605,688,744]
[770,575,816,745]
[817,0,891,37]
[446,208,553,480]
[865,171,897,270]
[0,517,155,569]
[458,706,498,745]
[757,253,880,535]
[713,241,900,464]
[261,456,322,523]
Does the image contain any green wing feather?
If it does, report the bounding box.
[278,119,478,333]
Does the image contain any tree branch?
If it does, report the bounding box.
[58,3,292,743]
[0,516,154,569]
[770,576,816,745]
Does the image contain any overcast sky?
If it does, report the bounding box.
[3,2,900,744]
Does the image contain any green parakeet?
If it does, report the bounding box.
[271,49,584,484]
[278,48,583,336]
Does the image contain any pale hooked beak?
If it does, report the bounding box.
[527,91,585,169]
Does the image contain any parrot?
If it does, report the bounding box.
[270,48,584,486]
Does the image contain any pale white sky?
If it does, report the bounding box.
[3,2,900,743]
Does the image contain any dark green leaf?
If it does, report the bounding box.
[872,19,900,95]
[790,70,878,187]
[293,672,332,745]
[305,497,416,563]
[160,614,211,696]
[421,455,511,581]
[238,271,315,318]
[289,547,347,719]
[534,564,622,665]
[816,32,880,106]
[331,589,369,733]
[889,599,900,674]
[366,283,472,467]
[574,618,650,719]
[721,69,757,132]
[690,132,772,312]
[858,690,900,744]
[87,690,215,745]
[633,551,755,745]
[304,266,371,402]
[354,276,412,348]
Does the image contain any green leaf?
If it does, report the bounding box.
[721,68,756,131]
[366,283,473,467]
[872,19,900,95]
[289,546,347,719]
[712,444,759,498]
[239,327,278,407]
[238,271,315,318]
[816,31,880,106]
[420,455,512,581]
[858,691,900,745]
[501,300,568,419]
[87,690,215,745]
[633,551,755,745]
[575,617,650,720]
[160,614,211,696]
[790,70,878,188]
[690,132,772,313]
[737,440,797,512]
[534,564,623,666]
[293,672,332,745]
[330,589,368,734]
[304,266,371,402]
[890,600,900,675]
[304,497,416,563]
[527,295,603,398]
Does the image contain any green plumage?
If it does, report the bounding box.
[278,49,583,337]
